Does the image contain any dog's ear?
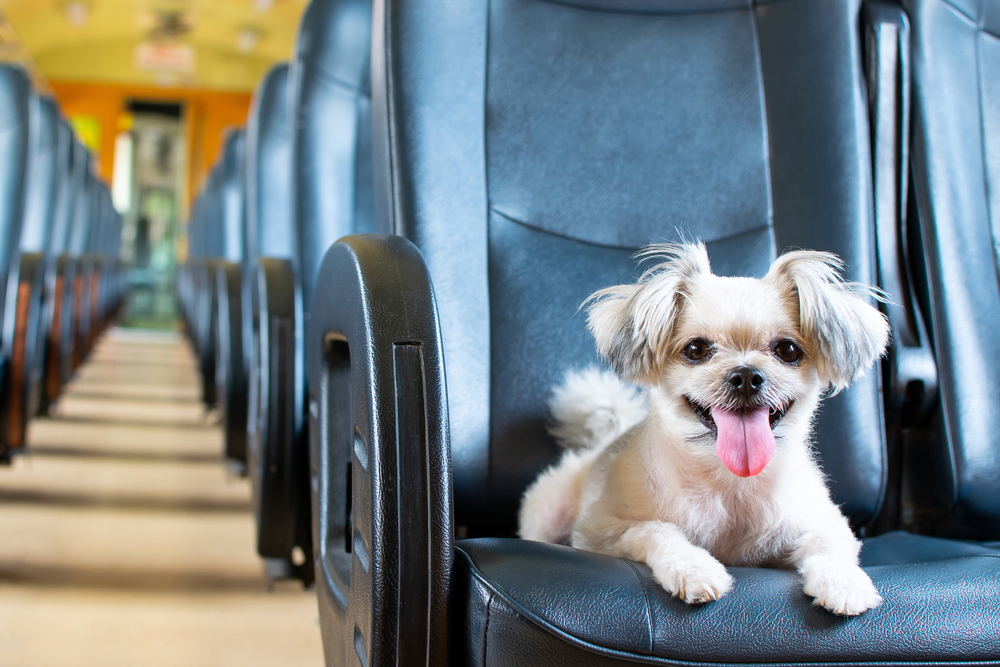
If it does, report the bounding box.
[765,250,890,392]
[585,243,710,384]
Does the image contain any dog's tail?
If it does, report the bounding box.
[548,367,647,451]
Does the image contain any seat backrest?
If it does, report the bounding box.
[21,96,60,254]
[0,66,31,315]
[102,187,117,258]
[67,162,95,258]
[373,0,886,528]
[51,135,86,260]
[903,0,1000,539]
[48,122,77,260]
[290,0,375,314]
[188,187,206,263]
[220,130,247,266]
[202,167,225,261]
[247,63,293,264]
[87,183,105,257]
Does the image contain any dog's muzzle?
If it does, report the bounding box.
[685,395,793,477]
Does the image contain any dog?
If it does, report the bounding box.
[518,242,889,616]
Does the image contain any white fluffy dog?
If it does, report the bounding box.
[518,242,889,616]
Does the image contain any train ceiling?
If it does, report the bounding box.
[0,0,309,91]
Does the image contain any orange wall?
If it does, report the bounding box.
[48,80,251,210]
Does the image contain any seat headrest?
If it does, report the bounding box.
[294,0,371,94]
[22,96,61,253]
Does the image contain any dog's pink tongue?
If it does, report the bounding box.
[712,407,775,477]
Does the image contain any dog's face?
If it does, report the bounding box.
[586,243,889,477]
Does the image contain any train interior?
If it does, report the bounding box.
[0,0,998,666]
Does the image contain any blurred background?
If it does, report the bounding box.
[0,0,306,329]
[0,3,322,665]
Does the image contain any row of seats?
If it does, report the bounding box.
[181,0,999,664]
[0,66,125,464]
[179,0,373,586]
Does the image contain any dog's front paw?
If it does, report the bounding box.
[801,557,882,616]
[650,550,734,604]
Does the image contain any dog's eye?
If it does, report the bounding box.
[773,340,803,364]
[682,339,712,362]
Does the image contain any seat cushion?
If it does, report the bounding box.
[453,534,1000,666]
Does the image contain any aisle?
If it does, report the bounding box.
[0,329,323,667]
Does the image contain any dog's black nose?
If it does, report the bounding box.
[727,366,766,401]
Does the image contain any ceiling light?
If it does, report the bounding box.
[65,1,89,26]
[237,29,259,54]
[254,0,276,12]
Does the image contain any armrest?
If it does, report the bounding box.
[0,252,46,453]
[53,255,76,391]
[863,0,937,424]
[215,261,248,470]
[251,256,313,584]
[195,259,219,408]
[307,234,452,667]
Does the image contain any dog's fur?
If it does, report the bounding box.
[518,243,889,616]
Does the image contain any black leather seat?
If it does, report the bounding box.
[38,117,76,415]
[903,0,1000,538]
[180,185,208,357]
[243,62,305,578]
[95,185,124,330]
[64,165,99,373]
[0,65,33,462]
[194,168,224,409]
[65,147,97,378]
[44,134,88,408]
[78,180,113,356]
[213,129,250,471]
[304,0,1000,664]
[249,0,375,585]
[0,93,61,452]
[87,184,113,345]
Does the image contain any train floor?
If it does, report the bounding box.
[0,328,324,666]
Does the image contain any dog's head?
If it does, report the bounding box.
[585,242,889,478]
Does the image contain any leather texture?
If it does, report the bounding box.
[373,0,885,527]
[904,0,1000,539]
[453,533,1000,666]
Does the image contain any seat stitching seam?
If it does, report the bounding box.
[939,0,978,24]
[531,0,754,17]
[310,66,365,96]
[625,560,655,656]
[490,206,773,250]
[482,590,494,666]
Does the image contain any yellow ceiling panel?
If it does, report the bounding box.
[0,0,308,91]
